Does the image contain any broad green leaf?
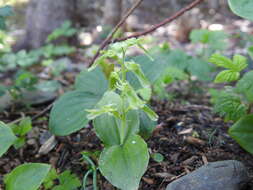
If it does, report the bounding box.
[209,54,234,69]
[166,50,188,70]
[4,163,51,190]
[127,52,168,89]
[75,67,108,96]
[36,81,60,92]
[49,91,101,136]
[228,0,253,21]
[93,114,121,146]
[93,110,139,146]
[229,114,253,154]
[214,70,240,83]
[0,121,16,157]
[139,110,157,139]
[96,91,122,111]
[99,135,149,190]
[236,71,253,102]
[187,58,212,81]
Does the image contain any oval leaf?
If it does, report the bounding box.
[139,110,157,139]
[94,110,139,146]
[49,91,102,136]
[0,121,16,157]
[75,67,108,96]
[228,0,253,21]
[229,114,253,154]
[4,163,51,190]
[99,135,149,190]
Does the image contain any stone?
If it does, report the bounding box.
[21,90,57,105]
[166,160,249,190]
[0,92,13,111]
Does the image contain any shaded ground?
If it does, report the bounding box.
[0,81,252,190]
[1,1,253,189]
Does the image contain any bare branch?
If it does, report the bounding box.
[89,0,205,67]
[88,0,144,67]
[115,0,205,42]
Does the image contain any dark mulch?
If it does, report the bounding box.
[0,84,253,190]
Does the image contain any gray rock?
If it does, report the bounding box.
[0,92,13,111]
[21,90,57,105]
[166,160,249,190]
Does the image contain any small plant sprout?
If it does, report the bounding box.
[209,53,253,154]
[49,38,158,190]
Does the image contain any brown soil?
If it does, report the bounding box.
[0,82,252,190]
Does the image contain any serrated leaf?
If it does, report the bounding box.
[214,70,240,83]
[52,170,81,190]
[232,55,248,71]
[229,114,253,154]
[228,0,253,21]
[49,91,102,136]
[43,169,58,190]
[4,163,51,190]
[209,54,234,69]
[213,92,247,121]
[99,135,149,190]
[236,71,253,102]
[0,121,17,157]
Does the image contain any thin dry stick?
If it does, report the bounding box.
[88,0,144,67]
[115,0,205,42]
[89,0,205,67]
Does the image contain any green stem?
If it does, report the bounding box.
[121,49,127,82]
[120,49,127,145]
[93,169,98,190]
[82,170,92,190]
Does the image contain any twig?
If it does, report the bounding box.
[32,103,53,121]
[88,0,205,67]
[88,0,144,67]
[115,0,205,42]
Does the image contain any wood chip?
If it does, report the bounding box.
[38,136,57,155]
[178,128,193,135]
[185,136,205,146]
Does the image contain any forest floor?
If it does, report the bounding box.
[1,2,253,189]
[0,81,253,190]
